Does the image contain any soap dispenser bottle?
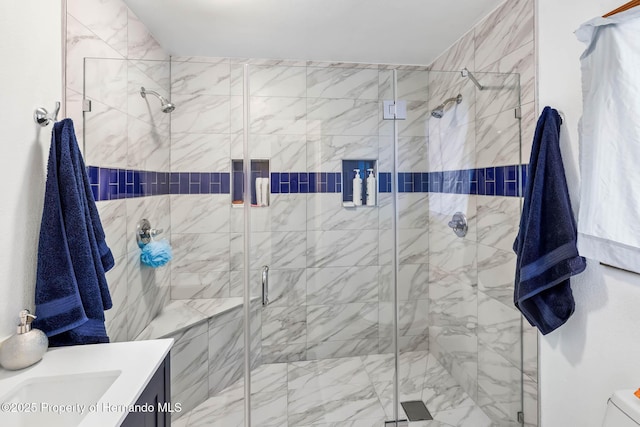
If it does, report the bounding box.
[353,169,362,206]
[366,168,376,206]
[0,310,48,370]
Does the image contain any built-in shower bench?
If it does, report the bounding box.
[135,297,262,418]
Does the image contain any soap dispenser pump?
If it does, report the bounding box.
[0,310,48,370]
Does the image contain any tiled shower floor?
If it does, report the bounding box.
[173,351,492,427]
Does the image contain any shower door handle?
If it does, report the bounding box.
[261,265,269,306]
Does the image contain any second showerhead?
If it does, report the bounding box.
[140,87,176,113]
[431,93,462,119]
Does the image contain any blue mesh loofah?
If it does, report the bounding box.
[140,239,173,268]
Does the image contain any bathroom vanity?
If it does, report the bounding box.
[0,339,173,426]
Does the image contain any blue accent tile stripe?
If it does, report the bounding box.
[270,172,342,194]
[87,166,232,201]
[385,165,526,197]
[87,165,528,201]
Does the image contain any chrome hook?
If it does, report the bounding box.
[34,101,61,127]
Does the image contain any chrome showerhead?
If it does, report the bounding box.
[140,87,176,113]
[161,102,176,113]
[431,93,462,119]
[431,107,445,119]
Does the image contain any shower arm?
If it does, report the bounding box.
[140,87,166,102]
[461,68,484,90]
[441,95,462,108]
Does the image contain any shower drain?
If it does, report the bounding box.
[400,400,434,421]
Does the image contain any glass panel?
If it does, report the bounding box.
[426,69,523,426]
[82,57,523,427]
[247,63,398,426]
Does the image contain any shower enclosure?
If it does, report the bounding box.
[82,57,525,426]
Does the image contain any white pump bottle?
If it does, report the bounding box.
[353,169,362,206]
[366,169,376,206]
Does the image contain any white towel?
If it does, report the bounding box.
[261,178,269,207]
[255,177,263,206]
[575,8,640,273]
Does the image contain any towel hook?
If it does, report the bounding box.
[136,218,164,247]
[34,101,61,127]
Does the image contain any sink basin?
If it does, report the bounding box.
[0,340,172,426]
[0,370,120,426]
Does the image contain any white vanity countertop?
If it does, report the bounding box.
[0,339,173,427]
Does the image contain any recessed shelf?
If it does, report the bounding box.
[232,159,270,207]
[342,159,378,208]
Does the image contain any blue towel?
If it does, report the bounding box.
[513,107,586,335]
[33,119,114,346]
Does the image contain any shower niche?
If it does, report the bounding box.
[231,159,270,207]
[342,159,377,208]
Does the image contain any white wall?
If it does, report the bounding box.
[0,3,62,339]
[537,1,640,425]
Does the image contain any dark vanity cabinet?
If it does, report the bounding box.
[121,353,171,427]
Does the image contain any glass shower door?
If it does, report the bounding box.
[243,63,401,426]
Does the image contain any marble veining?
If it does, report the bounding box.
[477,342,522,425]
[172,62,231,96]
[127,9,169,61]
[378,69,430,101]
[306,266,379,305]
[172,232,230,274]
[249,134,307,171]
[306,194,379,231]
[171,271,230,300]
[398,136,430,173]
[262,305,307,346]
[307,98,379,136]
[171,94,231,134]
[430,31,476,72]
[250,96,307,135]
[474,0,534,72]
[84,100,128,167]
[475,73,521,120]
[67,0,128,56]
[307,303,378,344]
[428,118,476,172]
[263,268,306,307]
[306,135,378,173]
[170,194,230,234]
[306,230,378,268]
[478,40,534,107]
[66,15,124,94]
[127,117,171,171]
[179,351,493,427]
[398,228,429,264]
[250,65,307,98]
[476,195,520,252]
[477,243,516,307]
[307,67,379,100]
[170,327,208,409]
[306,338,379,360]
[171,133,231,172]
[397,193,430,230]
[135,300,206,340]
[84,58,128,112]
[478,292,521,369]
[476,108,521,168]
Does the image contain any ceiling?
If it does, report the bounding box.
[123,0,505,66]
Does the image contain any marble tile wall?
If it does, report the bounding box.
[169,60,432,363]
[66,0,173,343]
[427,0,536,425]
[71,1,533,424]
